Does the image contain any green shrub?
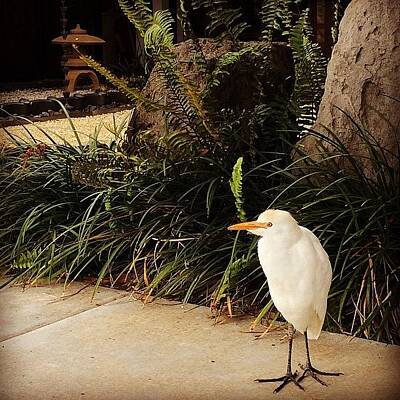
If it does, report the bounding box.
[2,1,396,345]
[1,110,398,343]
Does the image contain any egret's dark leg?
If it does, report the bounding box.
[298,331,343,386]
[255,324,304,393]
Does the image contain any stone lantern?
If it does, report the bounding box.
[52,24,105,96]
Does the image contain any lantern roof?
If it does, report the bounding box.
[52,24,105,45]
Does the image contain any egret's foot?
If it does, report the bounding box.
[255,372,304,393]
[298,364,343,386]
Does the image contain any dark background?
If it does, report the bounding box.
[0,0,351,86]
[0,0,138,85]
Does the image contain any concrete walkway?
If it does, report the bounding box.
[0,282,399,400]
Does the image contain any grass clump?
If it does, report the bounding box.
[1,110,399,344]
[268,123,400,344]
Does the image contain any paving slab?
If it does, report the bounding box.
[0,282,128,341]
[0,287,399,400]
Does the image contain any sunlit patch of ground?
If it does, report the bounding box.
[0,110,132,146]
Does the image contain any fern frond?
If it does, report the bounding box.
[212,256,246,306]
[12,248,42,270]
[230,157,246,222]
[261,0,294,42]
[161,129,193,154]
[209,48,252,89]
[192,0,249,41]
[145,10,175,56]
[77,48,165,112]
[289,11,328,127]
[118,0,153,37]
[331,0,344,45]
[157,64,197,128]
[138,6,216,145]
[153,48,218,147]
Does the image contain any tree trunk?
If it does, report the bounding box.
[300,0,400,171]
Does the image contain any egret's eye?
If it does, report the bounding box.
[266,222,273,227]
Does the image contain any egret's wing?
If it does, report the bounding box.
[300,227,332,339]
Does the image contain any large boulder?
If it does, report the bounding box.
[299,0,400,172]
[126,38,294,144]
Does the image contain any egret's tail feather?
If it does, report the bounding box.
[306,309,324,339]
[306,328,321,340]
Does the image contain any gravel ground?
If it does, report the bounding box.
[0,110,132,146]
[0,88,94,104]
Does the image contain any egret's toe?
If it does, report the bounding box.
[255,371,304,393]
[297,363,343,387]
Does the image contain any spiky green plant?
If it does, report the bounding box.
[229,157,246,222]
[261,0,294,42]
[192,0,249,41]
[289,11,328,127]
[118,0,153,36]
[82,1,219,156]
[77,0,326,159]
[331,0,346,45]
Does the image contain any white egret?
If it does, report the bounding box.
[228,209,342,393]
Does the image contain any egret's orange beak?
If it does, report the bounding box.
[228,221,268,231]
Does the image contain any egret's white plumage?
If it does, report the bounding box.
[255,209,331,339]
[228,209,341,392]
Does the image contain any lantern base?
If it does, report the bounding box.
[64,69,100,97]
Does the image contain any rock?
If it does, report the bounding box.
[1,102,29,116]
[299,0,400,173]
[126,38,294,144]
[86,105,97,114]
